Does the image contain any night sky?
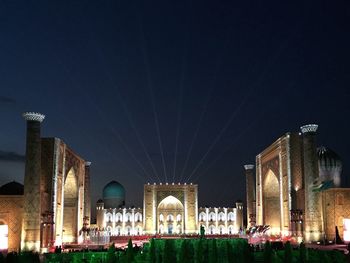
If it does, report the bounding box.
[0,1,349,219]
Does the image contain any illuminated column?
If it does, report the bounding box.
[244,164,256,227]
[206,208,209,231]
[143,184,156,234]
[224,208,228,233]
[235,201,244,232]
[84,162,91,225]
[122,208,126,234]
[132,209,135,235]
[164,213,168,234]
[301,124,323,242]
[215,208,218,232]
[256,155,263,225]
[21,112,45,252]
[96,200,105,229]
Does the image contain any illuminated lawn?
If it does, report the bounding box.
[41,239,348,262]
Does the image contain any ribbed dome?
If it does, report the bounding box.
[317,146,342,187]
[102,181,125,209]
[103,181,125,198]
[0,181,24,195]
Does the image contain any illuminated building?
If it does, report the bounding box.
[95,183,243,236]
[245,124,350,242]
[0,112,91,252]
[0,182,23,252]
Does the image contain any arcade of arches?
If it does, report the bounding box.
[96,183,243,237]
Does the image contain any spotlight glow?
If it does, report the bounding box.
[343,218,350,242]
[0,225,8,250]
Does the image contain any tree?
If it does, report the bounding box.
[178,240,187,263]
[243,242,254,263]
[195,239,204,263]
[272,250,283,263]
[263,241,272,263]
[317,250,332,263]
[284,241,292,263]
[179,239,194,263]
[107,243,117,263]
[163,239,176,263]
[19,251,40,263]
[208,239,217,263]
[226,241,234,263]
[149,238,157,263]
[202,240,209,263]
[6,252,16,263]
[299,242,307,263]
[126,239,134,263]
[330,250,346,263]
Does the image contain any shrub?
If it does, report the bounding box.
[208,239,217,263]
[195,239,204,263]
[107,243,117,263]
[299,242,307,263]
[163,239,176,263]
[149,238,156,263]
[284,241,292,263]
[263,241,272,263]
[126,239,134,263]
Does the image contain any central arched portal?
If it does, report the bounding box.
[263,169,281,233]
[62,168,79,243]
[157,196,184,234]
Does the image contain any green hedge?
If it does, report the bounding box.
[41,239,347,263]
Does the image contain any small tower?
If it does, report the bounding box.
[235,200,244,232]
[96,199,105,229]
[301,124,323,242]
[84,162,92,226]
[21,112,45,251]
[244,164,256,227]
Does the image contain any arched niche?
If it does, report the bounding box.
[263,169,281,233]
[157,195,184,234]
[62,168,79,243]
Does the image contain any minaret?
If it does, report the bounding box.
[21,112,45,251]
[301,124,323,242]
[84,162,91,225]
[244,164,256,227]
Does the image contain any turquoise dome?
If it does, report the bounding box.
[102,181,125,208]
[103,181,125,199]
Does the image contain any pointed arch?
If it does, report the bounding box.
[158,195,183,209]
[263,169,281,233]
[199,212,206,221]
[62,167,79,243]
[157,195,184,234]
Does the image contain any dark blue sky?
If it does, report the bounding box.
[0,0,349,212]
